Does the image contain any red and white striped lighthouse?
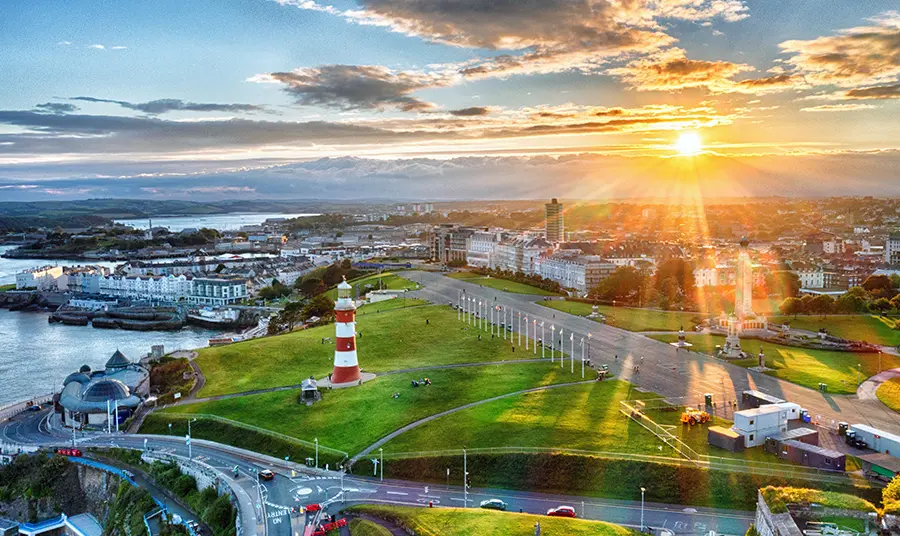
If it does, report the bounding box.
[331,277,361,384]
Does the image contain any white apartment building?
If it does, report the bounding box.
[491,237,554,274]
[98,274,195,302]
[791,263,825,289]
[535,253,615,294]
[190,276,249,306]
[16,265,64,290]
[886,232,900,265]
[466,231,501,268]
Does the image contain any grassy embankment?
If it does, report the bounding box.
[325,272,419,300]
[348,505,637,536]
[193,302,543,398]
[877,378,900,412]
[768,314,900,347]
[539,299,704,332]
[447,271,558,296]
[649,333,900,395]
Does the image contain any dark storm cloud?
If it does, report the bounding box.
[255,65,446,112]
[448,107,490,117]
[844,83,900,100]
[33,102,79,114]
[69,96,269,115]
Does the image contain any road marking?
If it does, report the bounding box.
[386,491,408,496]
[449,497,466,502]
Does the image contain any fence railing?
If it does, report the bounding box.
[151,412,349,459]
[0,393,54,423]
[619,399,704,465]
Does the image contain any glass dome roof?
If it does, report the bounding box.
[83,379,131,402]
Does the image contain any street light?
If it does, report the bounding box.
[187,417,197,460]
[580,336,585,378]
[525,316,529,350]
[541,322,546,359]
[533,320,537,354]
[551,326,555,362]
[463,447,468,508]
[315,437,319,468]
[640,487,646,533]
[379,448,384,482]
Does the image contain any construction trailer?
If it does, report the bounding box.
[774,440,845,471]
[858,453,900,481]
[763,427,819,455]
[732,405,790,448]
[708,426,745,452]
[741,389,785,410]
[849,424,900,456]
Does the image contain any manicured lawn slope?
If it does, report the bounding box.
[194,303,540,397]
[769,314,900,347]
[877,377,900,412]
[326,272,418,300]
[381,379,790,462]
[348,505,636,536]
[156,361,581,454]
[447,272,558,296]
[649,334,900,394]
[540,300,704,332]
[348,518,392,536]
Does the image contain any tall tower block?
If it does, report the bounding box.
[332,278,361,384]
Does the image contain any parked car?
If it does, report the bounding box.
[547,506,577,518]
[480,499,508,511]
[305,503,322,513]
[258,469,275,481]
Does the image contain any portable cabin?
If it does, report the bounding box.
[732,405,790,448]
[775,440,845,471]
[849,424,900,456]
[763,427,819,454]
[741,389,784,410]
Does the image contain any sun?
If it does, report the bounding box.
[674,131,703,156]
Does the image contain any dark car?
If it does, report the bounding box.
[258,469,275,481]
[480,499,508,511]
[547,506,577,518]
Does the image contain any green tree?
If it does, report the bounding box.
[766,271,801,299]
[304,294,335,319]
[871,297,893,314]
[590,266,647,303]
[779,297,803,317]
[810,294,835,318]
[836,287,868,313]
[296,277,326,297]
[654,258,695,302]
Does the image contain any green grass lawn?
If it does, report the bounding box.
[380,379,776,462]
[0,284,14,292]
[348,519,392,536]
[153,361,581,455]
[447,272,558,296]
[769,314,900,347]
[195,303,545,397]
[876,377,900,412]
[540,300,705,332]
[649,334,900,395]
[817,515,867,534]
[326,272,419,300]
[348,505,636,536]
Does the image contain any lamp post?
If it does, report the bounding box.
[588,333,592,362]
[581,336,585,378]
[551,326,555,361]
[315,437,319,468]
[503,307,508,340]
[640,487,646,533]
[559,329,564,368]
[518,312,522,346]
[541,322,546,359]
[457,291,461,320]
[187,417,197,460]
[570,333,575,373]
[858,363,862,387]
[379,448,383,482]
[463,447,468,508]
[525,316,529,350]
[340,464,345,504]
[533,320,537,354]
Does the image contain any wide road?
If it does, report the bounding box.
[401,271,900,434]
[2,407,753,535]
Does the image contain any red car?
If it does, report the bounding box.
[56,448,82,457]
[305,503,322,513]
[547,506,577,518]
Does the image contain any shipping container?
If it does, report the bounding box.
[708,426,745,452]
[741,389,784,409]
[850,424,900,456]
[776,440,845,471]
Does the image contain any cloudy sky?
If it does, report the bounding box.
[1,1,899,200]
